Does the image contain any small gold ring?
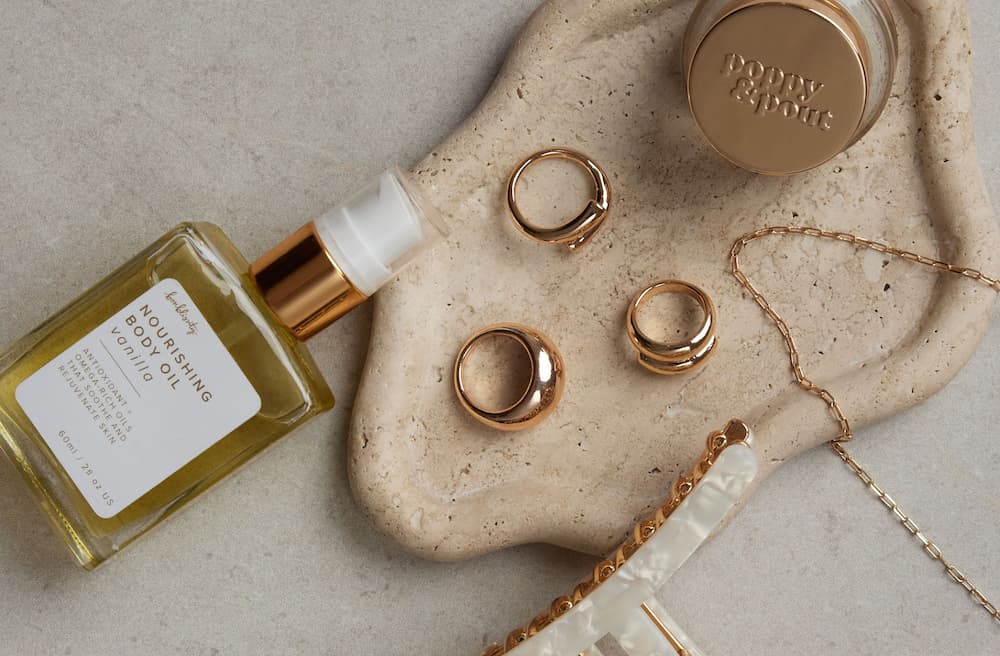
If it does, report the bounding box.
[626,281,718,376]
[507,148,611,252]
[454,324,565,431]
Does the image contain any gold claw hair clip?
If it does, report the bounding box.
[480,420,759,656]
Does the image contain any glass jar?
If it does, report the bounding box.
[683,0,898,175]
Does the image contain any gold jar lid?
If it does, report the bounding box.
[686,1,871,175]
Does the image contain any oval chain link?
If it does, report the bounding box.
[730,225,1000,624]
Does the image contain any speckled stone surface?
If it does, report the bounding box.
[0,2,998,655]
[351,0,1000,560]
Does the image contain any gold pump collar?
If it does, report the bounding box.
[250,221,367,340]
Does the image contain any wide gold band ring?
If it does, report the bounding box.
[627,281,718,376]
[507,148,611,252]
[454,324,565,431]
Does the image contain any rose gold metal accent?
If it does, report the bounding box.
[507,148,611,252]
[684,0,894,175]
[731,225,1000,623]
[250,221,367,340]
[479,421,753,655]
[640,603,690,656]
[627,280,718,375]
[454,324,565,432]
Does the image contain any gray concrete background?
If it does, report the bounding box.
[0,1,997,654]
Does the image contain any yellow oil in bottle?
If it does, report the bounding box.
[0,223,333,568]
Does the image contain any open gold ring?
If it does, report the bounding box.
[454,324,565,431]
[507,148,611,252]
[627,281,718,376]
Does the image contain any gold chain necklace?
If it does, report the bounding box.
[730,225,1000,623]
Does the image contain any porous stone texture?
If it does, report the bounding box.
[1,2,999,655]
[351,0,1000,559]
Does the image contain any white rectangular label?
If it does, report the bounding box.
[16,279,262,518]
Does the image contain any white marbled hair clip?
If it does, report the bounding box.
[481,420,759,656]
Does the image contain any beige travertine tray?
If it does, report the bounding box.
[349,0,999,560]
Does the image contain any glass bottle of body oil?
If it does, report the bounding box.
[0,167,443,569]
